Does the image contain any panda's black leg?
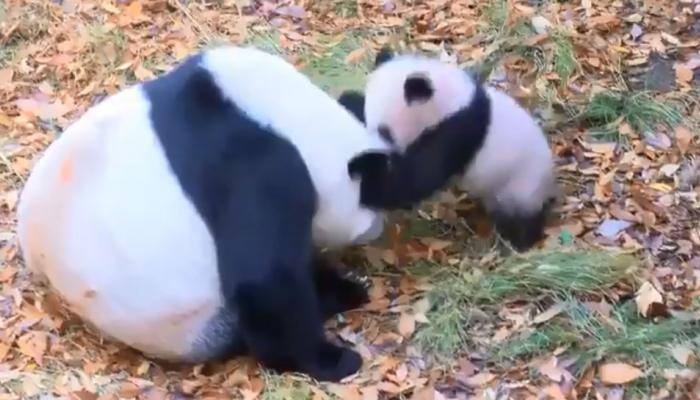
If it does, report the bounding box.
[311,254,369,319]
[216,170,362,382]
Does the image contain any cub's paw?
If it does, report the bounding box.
[348,152,391,179]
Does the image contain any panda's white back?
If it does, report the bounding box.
[202,46,389,247]
[16,86,221,360]
[459,87,555,212]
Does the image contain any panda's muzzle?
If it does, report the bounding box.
[489,201,554,251]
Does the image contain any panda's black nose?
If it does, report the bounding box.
[491,209,547,252]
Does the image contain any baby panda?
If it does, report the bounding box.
[16,45,393,382]
[340,48,558,251]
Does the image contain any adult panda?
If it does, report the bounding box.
[16,45,393,381]
[340,48,558,251]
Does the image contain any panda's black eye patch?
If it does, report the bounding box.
[378,124,395,144]
[404,73,434,105]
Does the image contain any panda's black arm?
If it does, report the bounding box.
[337,90,366,123]
[349,83,491,209]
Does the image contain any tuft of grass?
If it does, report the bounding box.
[244,28,285,56]
[301,32,374,96]
[260,371,314,400]
[582,91,683,140]
[332,0,358,18]
[413,249,640,359]
[85,24,127,68]
[550,30,577,84]
[471,250,639,302]
[482,0,509,38]
[498,299,700,395]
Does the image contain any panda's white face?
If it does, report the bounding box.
[363,55,476,152]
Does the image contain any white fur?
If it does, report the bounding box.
[362,54,555,214]
[462,87,555,213]
[17,86,220,360]
[16,45,390,361]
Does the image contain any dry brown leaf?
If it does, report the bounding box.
[675,126,693,154]
[670,345,695,366]
[599,362,642,384]
[533,302,567,324]
[0,266,18,283]
[676,65,694,83]
[537,356,573,383]
[361,386,379,400]
[410,386,434,400]
[134,65,155,81]
[398,313,416,337]
[329,384,362,400]
[0,68,13,87]
[542,384,567,400]
[634,281,666,318]
[0,343,10,362]
[16,331,48,365]
[463,372,495,387]
[118,381,141,398]
[345,48,366,64]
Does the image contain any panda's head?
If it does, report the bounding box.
[350,48,558,251]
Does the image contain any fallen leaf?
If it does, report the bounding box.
[670,345,695,366]
[675,126,693,154]
[630,24,643,40]
[16,331,48,365]
[542,384,567,400]
[531,15,551,34]
[398,313,416,337]
[538,357,572,383]
[410,386,434,400]
[463,372,495,387]
[361,386,379,400]
[0,266,17,283]
[598,362,642,384]
[134,65,155,81]
[345,48,366,64]
[0,69,13,87]
[533,302,567,324]
[634,281,666,318]
[676,65,694,83]
[597,219,633,239]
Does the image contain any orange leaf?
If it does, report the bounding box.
[345,48,366,64]
[598,362,642,384]
[398,313,415,337]
[125,1,143,18]
[675,126,693,154]
[16,331,48,365]
[463,372,495,387]
[134,64,155,81]
[676,65,694,83]
[0,68,13,87]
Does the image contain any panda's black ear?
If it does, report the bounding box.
[374,47,394,68]
[403,72,434,105]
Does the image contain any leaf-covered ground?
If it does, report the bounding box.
[1,0,699,399]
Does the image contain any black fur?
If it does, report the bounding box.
[374,46,394,67]
[337,90,366,123]
[404,73,434,105]
[348,81,491,209]
[143,52,364,381]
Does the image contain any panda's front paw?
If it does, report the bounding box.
[348,151,391,179]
